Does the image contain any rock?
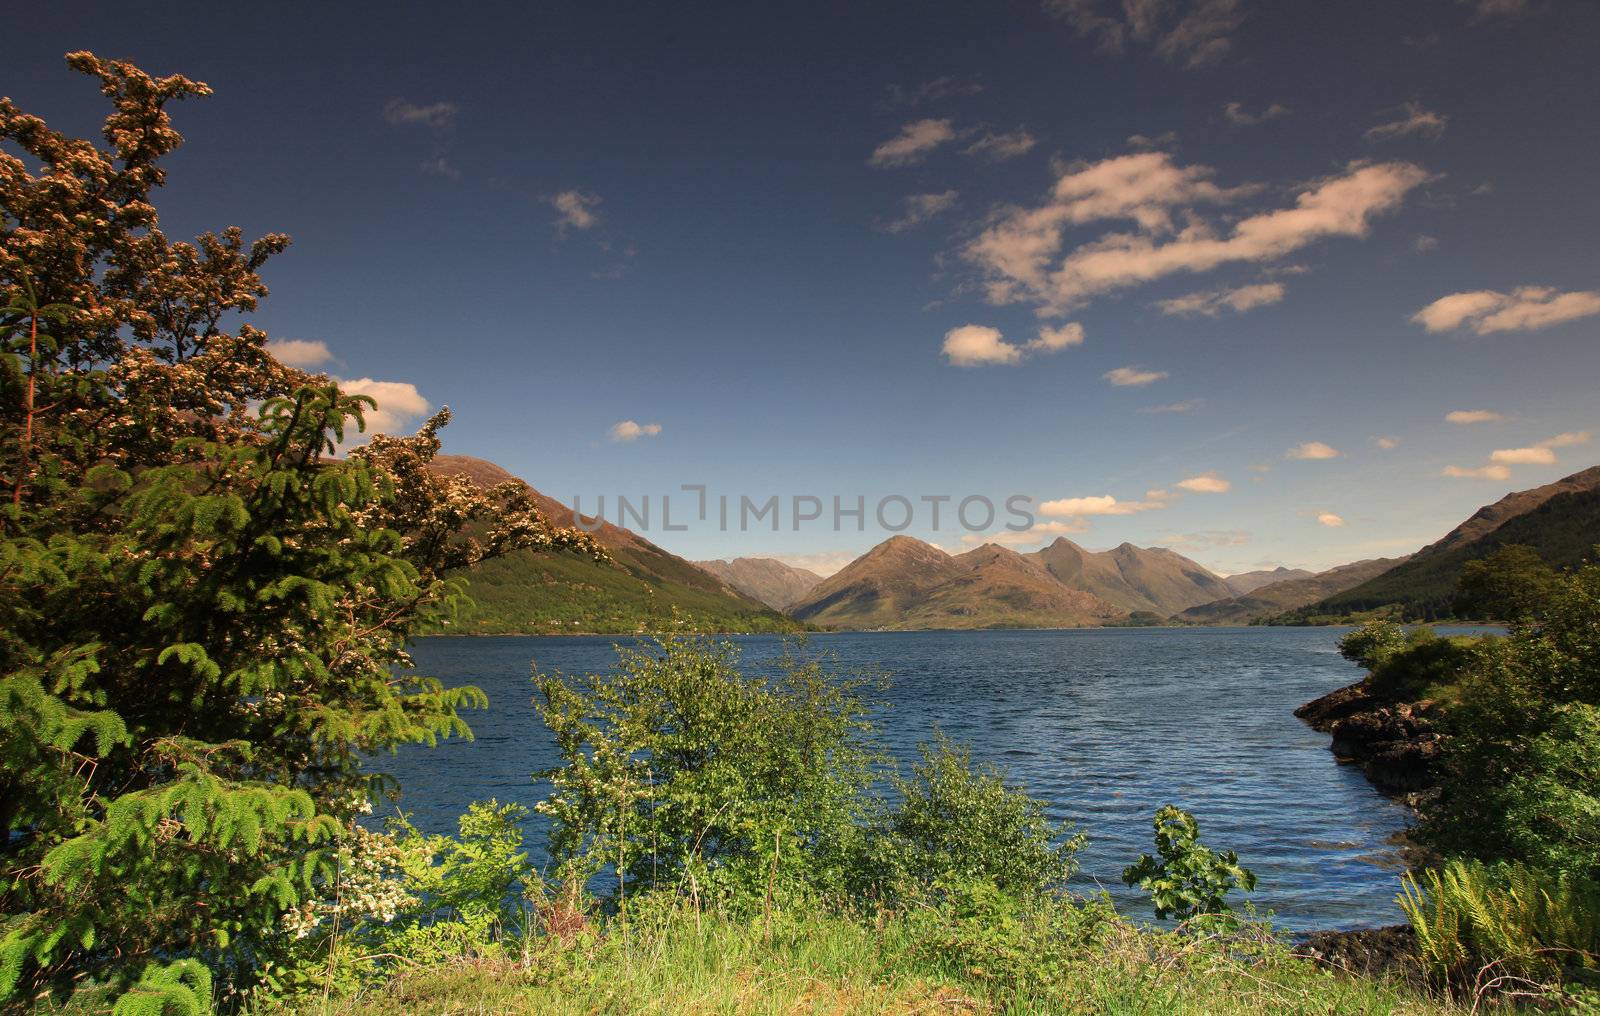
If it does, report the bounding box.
[1297,681,1440,797]
[1297,925,1422,983]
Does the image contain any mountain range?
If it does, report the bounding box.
[692,557,823,610]
[426,453,1599,633]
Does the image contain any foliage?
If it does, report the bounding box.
[0,54,591,1010]
[532,637,882,903]
[1454,544,1561,622]
[273,893,1461,1016]
[873,735,1083,900]
[1421,557,1600,876]
[1338,619,1410,670]
[1400,859,1599,992]
[1123,805,1257,931]
[1361,626,1484,703]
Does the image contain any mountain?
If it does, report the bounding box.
[426,455,799,634]
[789,536,1124,630]
[1174,558,1408,625]
[1222,567,1316,597]
[1029,538,1234,614]
[693,557,824,610]
[1280,464,1600,621]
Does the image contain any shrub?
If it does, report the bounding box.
[1400,858,1600,991]
[873,735,1083,900]
[1123,806,1257,932]
[1338,619,1409,670]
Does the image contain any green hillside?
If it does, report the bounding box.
[1275,484,1600,622]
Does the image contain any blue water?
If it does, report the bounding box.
[375,627,1445,931]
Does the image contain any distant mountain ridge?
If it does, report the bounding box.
[1280,463,1600,621]
[1175,558,1408,625]
[787,535,1247,629]
[426,455,798,634]
[790,536,1125,630]
[1222,567,1316,597]
[693,557,824,610]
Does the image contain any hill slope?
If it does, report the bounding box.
[789,537,1125,629]
[427,456,799,634]
[1280,464,1600,621]
[693,557,824,610]
[1029,538,1233,614]
[1222,567,1316,596]
[1174,558,1407,625]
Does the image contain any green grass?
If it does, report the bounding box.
[285,902,1463,1016]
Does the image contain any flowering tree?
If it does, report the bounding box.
[0,54,595,1010]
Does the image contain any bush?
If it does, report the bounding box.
[1400,859,1600,991]
[1338,619,1409,670]
[873,735,1083,901]
[1123,806,1257,932]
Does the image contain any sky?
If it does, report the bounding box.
[12,0,1600,576]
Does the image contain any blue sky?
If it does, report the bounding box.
[15,0,1600,574]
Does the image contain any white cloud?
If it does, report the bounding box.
[965,154,1427,315]
[869,118,957,168]
[1156,281,1286,316]
[1039,494,1165,517]
[550,190,602,232]
[336,378,431,436]
[964,129,1037,161]
[1490,446,1557,465]
[1443,464,1511,480]
[1540,431,1591,449]
[1415,235,1439,254]
[382,99,458,130]
[1104,365,1167,387]
[267,339,333,368]
[1317,512,1346,527]
[882,77,986,108]
[1412,286,1600,335]
[1044,0,1244,69]
[609,420,662,442]
[1466,0,1530,15]
[1222,101,1289,126]
[1176,473,1231,493]
[1141,399,1204,414]
[1031,322,1085,351]
[941,323,1085,367]
[1366,101,1448,142]
[1286,441,1342,460]
[1373,435,1401,450]
[883,190,959,233]
[1446,409,1504,424]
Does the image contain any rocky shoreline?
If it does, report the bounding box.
[1294,680,1442,800]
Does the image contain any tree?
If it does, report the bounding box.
[1122,806,1256,931]
[0,54,594,1009]
[1453,544,1560,622]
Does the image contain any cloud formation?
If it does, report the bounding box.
[1044,0,1244,68]
[1412,286,1600,334]
[382,99,458,130]
[1222,101,1289,126]
[1141,399,1204,414]
[963,519,1091,546]
[337,378,431,436]
[1103,365,1167,387]
[550,190,602,232]
[1490,446,1555,465]
[1366,101,1448,142]
[267,339,333,368]
[1286,441,1341,460]
[1443,464,1511,480]
[942,323,1084,367]
[1446,409,1504,424]
[1176,473,1231,493]
[1157,281,1286,316]
[964,129,1038,161]
[609,420,662,442]
[1039,494,1165,517]
[869,119,957,168]
[883,191,959,233]
[1373,435,1401,450]
[965,153,1427,315]
[1317,512,1346,527]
